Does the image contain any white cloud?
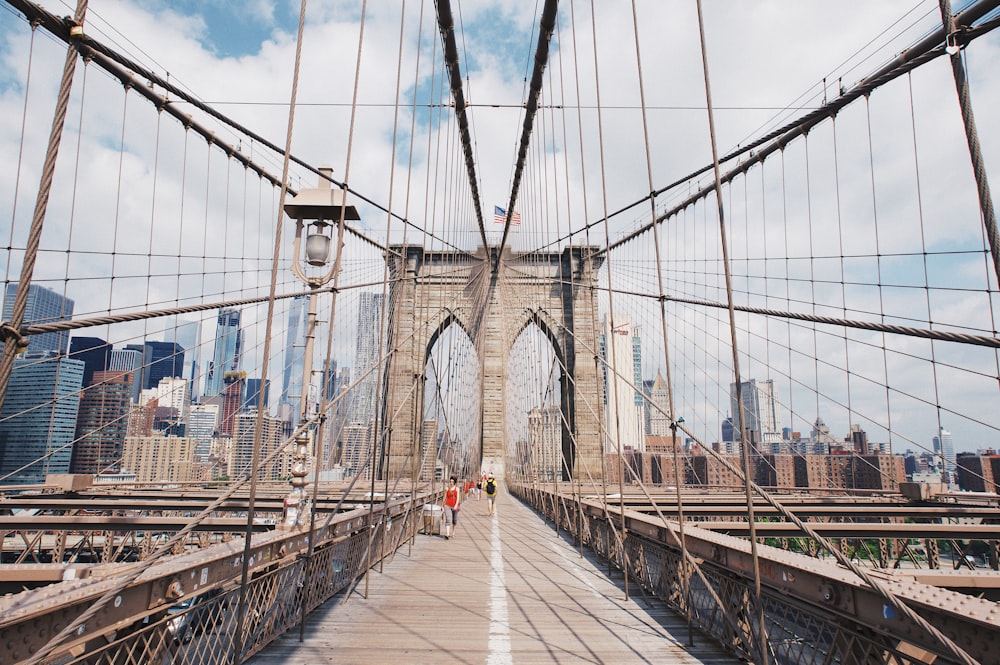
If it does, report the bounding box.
[2,0,998,458]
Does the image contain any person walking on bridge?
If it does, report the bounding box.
[444,475,461,539]
[484,472,498,517]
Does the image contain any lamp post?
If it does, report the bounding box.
[279,167,359,529]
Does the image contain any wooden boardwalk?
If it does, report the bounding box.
[251,490,741,665]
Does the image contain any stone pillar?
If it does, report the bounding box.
[384,246,421,480]
[565,247,604,482]
[480,275,506,478]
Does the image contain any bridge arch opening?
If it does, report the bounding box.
[504,316,571,484]
[423,316,481,482]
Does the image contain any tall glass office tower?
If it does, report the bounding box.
[206,308,242,396]
[730,379,782,449]
[601,316,644,452]
[2,283,74,355]
[166,320,201,401]
[0,355,84,484]
[349,293,384,425]
[280,295,309,424]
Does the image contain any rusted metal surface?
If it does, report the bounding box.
[0,516,268,531]
[687,521,1000,538]
[0,491,434,664]
[515,484,1000,665]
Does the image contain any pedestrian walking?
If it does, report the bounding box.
[484,472,498,516]
[443,475,461,539]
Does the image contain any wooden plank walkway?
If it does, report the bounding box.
[251,490,741,664]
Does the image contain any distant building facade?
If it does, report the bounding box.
[0,355,84,484]
[122,434,196,483]
[71,370,133,474]
[206,308,242,396]
[2,283,74,355]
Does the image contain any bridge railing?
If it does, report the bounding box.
[1,490,439,665]
[513,483,1000,665]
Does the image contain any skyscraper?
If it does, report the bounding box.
[934,427,956,483]
[246,378,270,412]
[232,410,285,480]
[109,347,143,403]
[69,337,110,387]
[219,372,246,436]
[647,372,670,437]
[71,370,133,474]
[2,283,74,356]
[280,295,309,425]
[206,308,242,396]
[187,402,220,460]
[730,379,782,450]
[165,320,201,401]
[601,316,644,452]
[142,341,185,391]
[0,354,84,484]
[155,377,190,419]
[349,293,384,425]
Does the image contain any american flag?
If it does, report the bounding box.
[493,205,521,225]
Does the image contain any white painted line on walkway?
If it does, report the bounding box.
[487,512,512,665]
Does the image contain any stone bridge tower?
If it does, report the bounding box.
[382,245,604,482]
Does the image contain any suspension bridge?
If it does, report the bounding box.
[2,0,1000,663]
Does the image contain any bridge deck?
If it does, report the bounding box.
[251,491,740,664]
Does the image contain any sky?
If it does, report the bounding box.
[1,0,999,457]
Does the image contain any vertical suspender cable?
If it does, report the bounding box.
[585,0,629,599]
[691,1,770,662]
[377,0,410,574]
[554,10,586,554]
[0,0,88,410]
[567,0,609,555]
[626,0,694,645]
[230,0,308,661]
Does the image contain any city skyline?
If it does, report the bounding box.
[0,273,990,487]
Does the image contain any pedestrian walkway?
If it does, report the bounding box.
[251,490,740,664]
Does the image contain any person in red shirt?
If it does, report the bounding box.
[443,475,461,539]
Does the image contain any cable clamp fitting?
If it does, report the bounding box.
[0,322,29,353]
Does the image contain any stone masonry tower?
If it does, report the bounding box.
[382,245,604,482]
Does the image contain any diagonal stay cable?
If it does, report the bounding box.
[4,0,471,258]
[433,0,487,249]
[525,0,1000,257]
[496,0,559,264]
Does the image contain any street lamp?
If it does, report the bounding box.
[278,167,358,530]
[284,167,360,287]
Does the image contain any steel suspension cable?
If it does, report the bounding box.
[554,9,587,552]
[433,0,487,249]
[939,0,1000,288]
[230,0,310,659]
[584,0,1000,258]
[565,0,611,556]
[0,0,88,411]
[4,0,468,259]
[692,3,770,660]
[583,0,631,600]
[496,0,559,263]
[528,244,987,664]
[627,0,694,643]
